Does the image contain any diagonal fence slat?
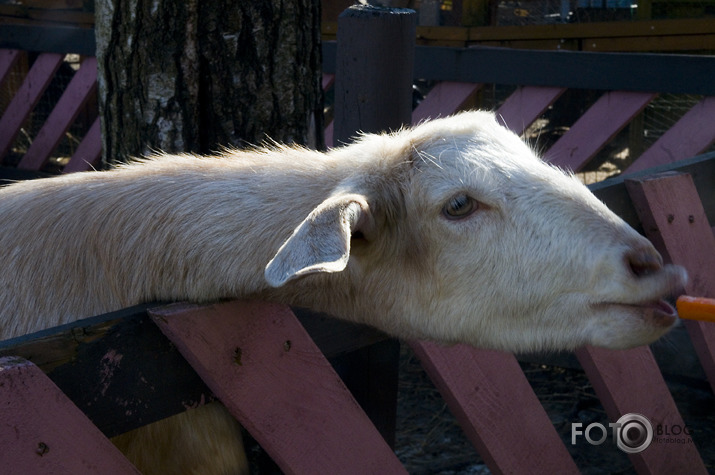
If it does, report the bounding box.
[545,91,656,172]
[0,52,64,159]
[627,96,715,174]
[150,301,407,475]
[19,57,98,170]
[626,172,715,394]
[411,341,580,474]
[0,356,140,474]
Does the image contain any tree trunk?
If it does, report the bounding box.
[92,2,322,471]
[95,0,323,165]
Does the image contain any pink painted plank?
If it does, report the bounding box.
[625,172,715,394]
[150,301,406,475]
[0,356,140,474]
[410,341,579,474]
[325,120,335,148]
[19,56,98,170]
[412,81,482,123]
[322,73,335,91]
[496,86,566,136]
[0,52,64,159]
[575,345,706,474]
[63,116,101,173]
[322,74,336,147]
[545,91,656,171]
[573,172,714,475]
[0,49,21,87]
[626,96,715,173]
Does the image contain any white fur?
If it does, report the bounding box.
[0,111,686,473]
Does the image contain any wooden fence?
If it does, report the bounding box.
[1,7,715,474]
[0,50,100,173]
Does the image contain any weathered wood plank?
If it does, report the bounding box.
[417,25,470,42]
[1,24,714,95]
[0,356,140,474]
[408,46,715,95]
[574,171,713,474]
[6,17,715,56]
[545,91,656,172]
[321,73,334,91]
[14,6,92,25]
[0,48,21,86]
[466,17,715,43]
[575,345,707,474]
[626,96,715,174]
[293,307,399,445]
[496,85,566,135]
[589,152,715,232]
[19,56,97,170]
[582,33,715,53]
[333,5,416,144]
[323,17,715,47]
[0,24,96,56]
[63,115,101,173]
[331,9,414,448]
[292,307,389,359]
[0,301,389,438]
[324,121,335,148]
[410,341,579,474]
[412,81,482,122]
[323,42,715,95]
[0,303,214,438]
[625,172,715,393]
[150,301,407,475]
[0,52,63,159]
[330,338,401,447]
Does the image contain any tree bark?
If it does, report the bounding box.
[95,0,323,165]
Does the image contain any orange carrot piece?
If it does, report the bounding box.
[676,296,715,323]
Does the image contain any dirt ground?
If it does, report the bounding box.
[395,344,715,474]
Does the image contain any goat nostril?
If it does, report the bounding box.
[627,249,663,278]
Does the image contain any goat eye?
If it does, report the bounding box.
[442,194,478,220]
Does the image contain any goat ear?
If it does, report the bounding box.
[265,194,374,287]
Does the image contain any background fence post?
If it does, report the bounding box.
[332,4,416,448]
[333,4,416,144]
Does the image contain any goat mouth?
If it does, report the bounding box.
[626,300,678,328]
[596,299,677,328]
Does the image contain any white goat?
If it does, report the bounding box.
[0,111,685,473]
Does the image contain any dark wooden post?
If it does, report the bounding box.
[333,4,416,144]
[332,4,416,448]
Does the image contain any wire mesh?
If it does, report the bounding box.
[0,53,96,171]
